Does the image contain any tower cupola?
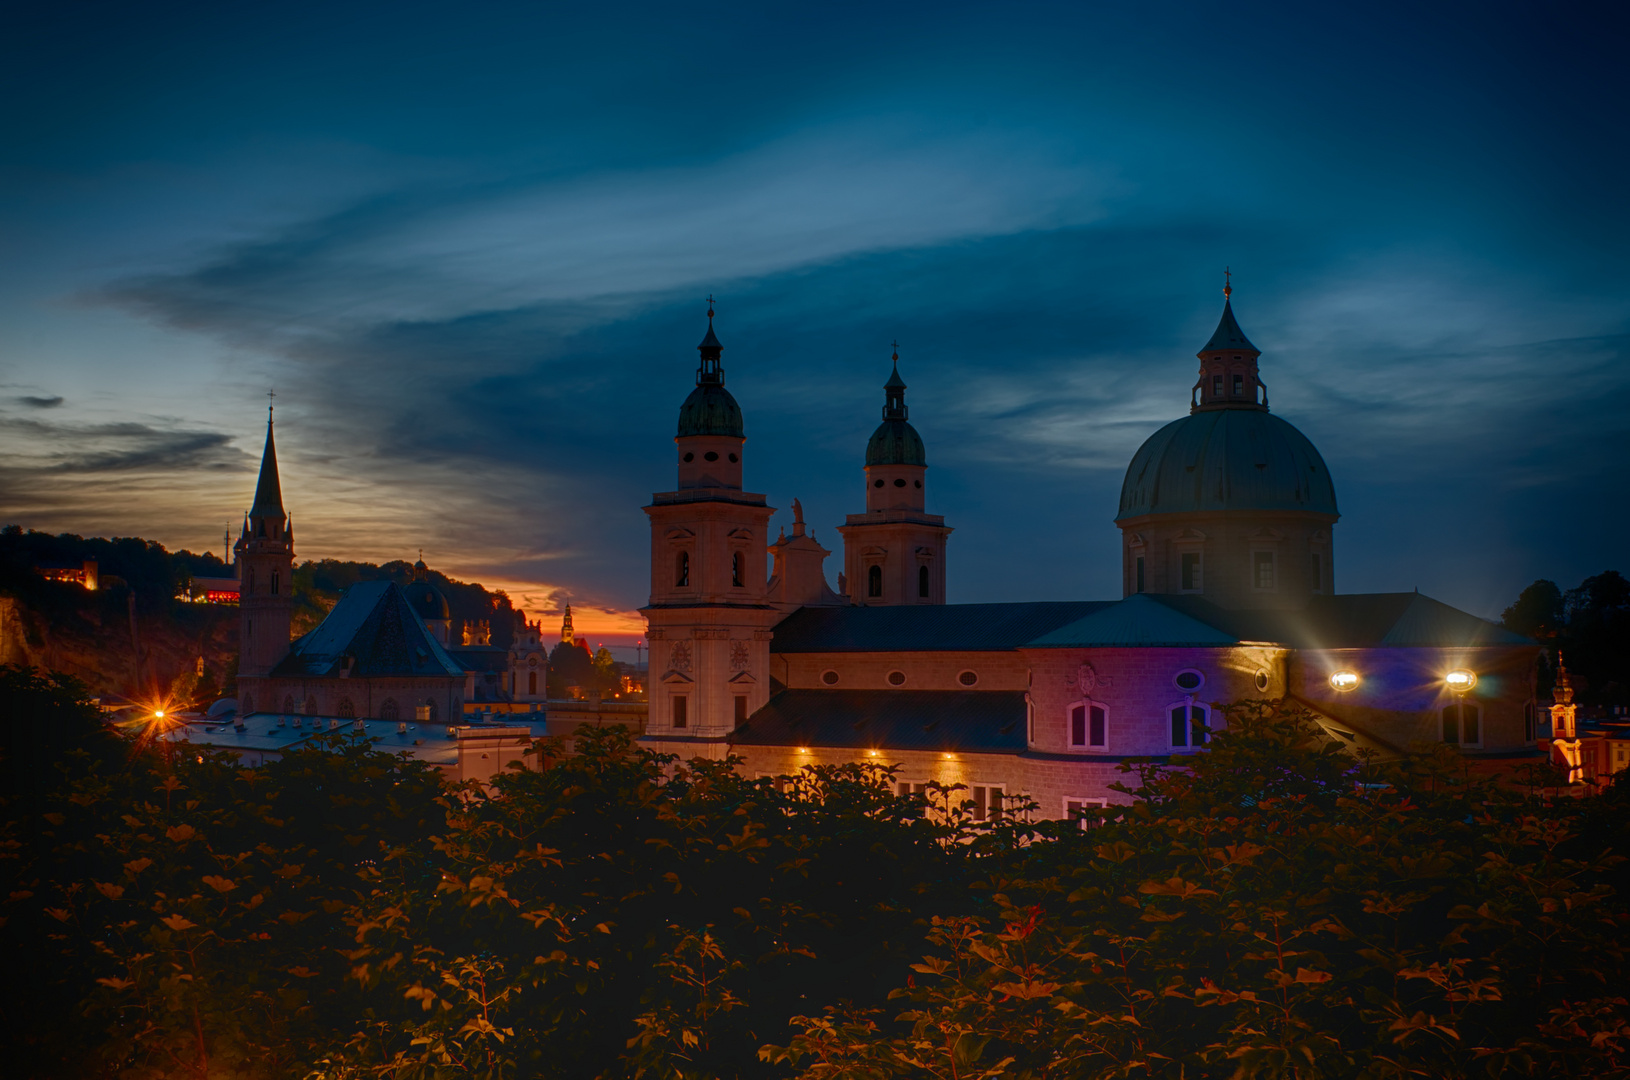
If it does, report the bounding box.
[675,299,746,489]
[1191,271,1268,412]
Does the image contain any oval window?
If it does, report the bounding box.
[704,451,719,462]
[1254,670,1270,692]
[887,670,907,686]
[914,479,922,488]
[728,453,738,463]
[821,670,839,685]
[874,479,884,488]
[683,452,694,462]
[1173,669,1204,692]
[893,478,906,487]
[957,670,978,687]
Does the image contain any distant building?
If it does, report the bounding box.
[36,559,98,590]
[639,293,1542,818]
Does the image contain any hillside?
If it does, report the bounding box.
[0,527,519,705]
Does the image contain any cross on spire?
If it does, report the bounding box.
[706,294,715,319]
[891,339,899,362]
[1223,266,1232,299]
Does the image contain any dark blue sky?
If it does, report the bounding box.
[2,0,1625,636]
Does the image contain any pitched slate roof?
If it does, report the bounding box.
[270,580,465,679]
[731,689,1027,752]
[770,601,1110,653]
[1027,593,1243,647]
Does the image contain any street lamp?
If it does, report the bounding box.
[1445,669,1477,693]
[1329,670,1360,692]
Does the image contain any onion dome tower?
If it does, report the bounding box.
[641,301,776,746]
[403,556,453,644]
[838,345,951,606]
[236,404,295,681]
[1116,277,1338,610]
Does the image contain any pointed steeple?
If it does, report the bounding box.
[1200,297,1258,354]
[248,407,285,519]
[882,342,908,421]
[696,295,724,386]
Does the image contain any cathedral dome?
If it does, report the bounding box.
[403,561,451,622]
[677,383,744,438]
[1116,408,1338,520]
[866,419,926,466]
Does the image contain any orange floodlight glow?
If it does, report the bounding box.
[1329,670,1360,692]
[1445,669,1477,692]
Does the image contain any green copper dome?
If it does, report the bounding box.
[866,420,926,466]
[1117,409,1338,520]
[677,383,744,438]
[677,307,744,438]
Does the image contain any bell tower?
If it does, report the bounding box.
[838,347,952,605]
[235,405,294,684]
[641,302,777,749]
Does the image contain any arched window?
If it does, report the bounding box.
[676,551,690,587]
[248,569,256,593]
[303,695,318,716]
[1170,702,1210,748]
[336,698,355,719]
[732,552,743,587]
[528,671,537,695]
[1068,701,1108,749]
[1442,703,1480,746]
[282,695,296,714]
[271,571,280,596]
[868,565,882,598]
[918,565,930,598]
[379,698,399,721]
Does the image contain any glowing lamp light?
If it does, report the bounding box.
[867,749,878,757]
[153,709,166,718]
[1329,670,1360,692]
[1445,669,1477,692]
[797,746,809,754]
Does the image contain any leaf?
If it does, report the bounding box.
[165,824,196,843]
[124,858,153,876]
[94,882,125,900]
[161,914,196,931]
[1137,877,1218,900]
[286,966,318,978]
[95,977,135,992]
[1295,967,1332,984]
[201,875,236,893]
[45,908,72,923]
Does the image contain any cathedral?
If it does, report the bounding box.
[639,289,1539,817]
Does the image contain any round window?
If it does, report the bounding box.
[683,452,694,462]
[874,479,884,488]
[1254,670,1269,692]
[957,670,978,687]
[821,670,839,686]
[893,478,906,487]
[728,453,738,463]
[914,479,922,488]
[1173,669,1204,692]
[704,451,719,462]
[887,670,907,686]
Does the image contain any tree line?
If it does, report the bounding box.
[3,663,1628,1078]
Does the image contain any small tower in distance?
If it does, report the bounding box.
[560,603,575,644]
[838,346,951,605]
[236,405,294,681]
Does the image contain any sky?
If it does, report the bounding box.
[2,0,1626,648]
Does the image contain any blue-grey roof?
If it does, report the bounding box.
[677,384,744,438]
[731,689,1026,752]
[1028,593,1242,647]
[271,580,465,679]
[771,601,1111,652]
[1117,408,1338,520]
[866,419,926,466]
[1200,298,1258,353]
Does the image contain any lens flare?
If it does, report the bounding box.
[1445,669,1477,691]
[1329,670,1360,691]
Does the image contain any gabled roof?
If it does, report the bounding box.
[1028,593,1242,647]
[771,601,1111,653]
[270,580,465,679]
[1291,592,1533,649]
[731,689,1027,752]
